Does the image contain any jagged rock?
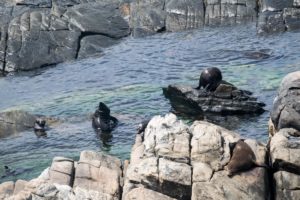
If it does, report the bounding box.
[257,11,285,34]
[78,35,119,59]
[5,10,80,72]
[130,0,166,37]
[123,113,269,200]
[295,0,300,7]
[49,157,74,186]
[271,71,300,132]
[0,110,36,138]
[260,0,294,12]
[162,83,265,116]
[269,128,300,199]
[205,0,257,26]
[73,150,123,200]
[124,187,177,200]
[64,2,130,38]
[165,0,204,31]
[284,8,300,30]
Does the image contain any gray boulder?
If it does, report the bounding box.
[123,113,269,200]
[284,8,300,31]
[270,128,300,199]
[163,83,265,115]
[271,71,300,132]
[165,0,204,31]
[205,0,257,26]
[0,110,36,138]
[257,11,286,35]
[260,0,294,12]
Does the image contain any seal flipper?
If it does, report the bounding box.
[110,116,118,129]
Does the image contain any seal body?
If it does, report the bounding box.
[92,102,118,132]
[197,67,222,91]
[226,139,266,176]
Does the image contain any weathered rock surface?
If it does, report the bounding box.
[0,150,123,200]
[123,113,269,200]
[163,83,265,115]
[257,1,300,34]
[271,71,300,132]
[0,0,130,72]
[268,71,300,199]
[0,110,36,138]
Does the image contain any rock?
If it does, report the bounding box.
[124,187,177,200]
[130,1,166,37]
[260,0,294,12]
[295,0,300,7]
[205,0,257,26]
[64,3,130,38]
[123,113,269,200]
[5,10,80,72]
[283,8,300,31]
[78,35,119,59]
[0,110,36,138]
[271,71,300,132]
[49,157,74,186]
[162,84,265,116]
[269,128,300,199]
[0,181,15,199]
[165,0,204,32]
[73,150,123,200]
[257,11,286,35]
[15,0,52,8]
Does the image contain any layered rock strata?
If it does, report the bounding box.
[269,71,300,199]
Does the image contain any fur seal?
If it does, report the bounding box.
[196,67,223,91]
[92,102,118,132]
[226,139,268,176]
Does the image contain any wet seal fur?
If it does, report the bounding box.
[34,118,47,137]
[226,139,268,177]
[92,102,118,132]
[196,67,223,91]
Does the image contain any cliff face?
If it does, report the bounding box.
[1,0,300,73]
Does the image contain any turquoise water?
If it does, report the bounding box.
[0,23,300,183]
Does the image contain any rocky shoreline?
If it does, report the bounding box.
[1,71,300,199]
[0,0,300,73]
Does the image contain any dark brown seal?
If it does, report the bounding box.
[226,139,268,176]
[196,67,222,91]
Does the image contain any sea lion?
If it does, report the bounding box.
[92,102,118,132]
[226,139,268,177]
[196,67,223,91]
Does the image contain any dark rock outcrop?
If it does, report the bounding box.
[163,83,265,115]
[0,0,130,73]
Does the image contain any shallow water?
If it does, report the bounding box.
[0,23,300,183]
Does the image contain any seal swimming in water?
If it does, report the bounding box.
[92,102,118,132]
[196,67,223,91]
[226,139,268,177]
[34,118,47,137]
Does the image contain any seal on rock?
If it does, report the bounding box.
[92,102,118,132]
[226,139,268,176]
[196,67,223,91]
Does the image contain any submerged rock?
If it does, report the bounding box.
[123,113,269,200]
[163,83,265,116]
